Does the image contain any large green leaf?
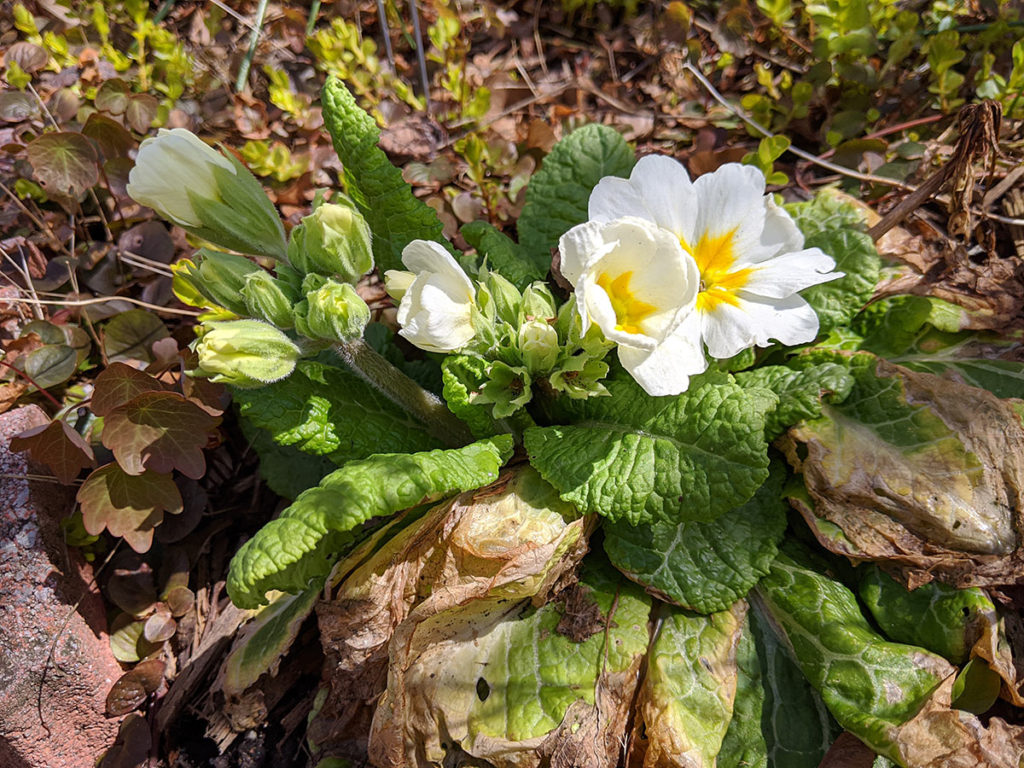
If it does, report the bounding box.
[735,362,854,440]
[517,123,635,267]
[858,295,1024,399]
[226,435,514,608]
[603,461,787,614]
[749,597,839,768]
[233,359,439,466]
[321,78,449,273]
[634,602,746,768]
[717,613,768,768]
[787,194,880,333]
[754,550,953,763]
[461,220,545,290]
[524,373,775,524]
[858,566,995,665]
[240,417,336,500]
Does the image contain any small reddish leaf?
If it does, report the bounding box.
[10,420,95,484]
[143,607,176,643]
[5,42,48,73]
[125,94,159,133]
[48,88,79,123]
[164,586,195,618]
[102,309,169,363]
[99,713,151,768]
[92,362,169,417]
[105,658,165,716]
[77,464,183,553]
[95,78,131,115]
[182,375,227,416]
[83,112,135,160]
[107,552,157,616]
[26,132,99,197]
[102,392,220,479]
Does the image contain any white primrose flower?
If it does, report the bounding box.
[386,240,477,354]
[589,156,843,360]
[558,216,706,396]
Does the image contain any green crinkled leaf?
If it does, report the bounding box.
[461,220,545,290]
[858,296,1024,399]
[637,602,746,768]
[604,461,788,614]
[787,195,880,333]
[736,362,855,439]
[441,355,501,438]
[718,612,768,768]
[749,597,839,768]
[321,78,449,273]
[234,359,439,466]
[240,417,336,500]
[524,373,775,525]
[754,550,953,763]
[858,566,995,665]
[517,123,635,266]
[226,435,514,608]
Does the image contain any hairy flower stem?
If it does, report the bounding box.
[334,339,473,448]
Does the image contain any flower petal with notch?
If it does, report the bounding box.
[558,216,706,396]
[589,157,843,360]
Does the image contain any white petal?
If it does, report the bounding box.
[590,155,698,240]
[617,315,707,396]
[401,240,474,298]
[399,281,474,352]
[759,196,804,257]
[702,294,821,358]
[700,302,759,360]
[558,221,616,286]
[691,163,766,253]
[742,248,842,299]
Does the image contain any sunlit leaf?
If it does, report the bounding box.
[91,362,170,417]
[77,464,183,552]
[10,419,94,484]
[105,659,165,716]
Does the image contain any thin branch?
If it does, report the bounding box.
[0,359,63,408]
[6,295,201,317]
[235,0,271,92]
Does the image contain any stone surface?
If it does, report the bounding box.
[0,405,124,767]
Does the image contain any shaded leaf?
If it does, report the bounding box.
[77,464,183,552]
[102,391,220,479]
[143,607,176,643]
[106,658,165,716]
[125,94,158,133]
[26,131,99,197]
[21,343,77,388]
[4,41,48,73]
[717,614,768,768]
[103,309,170,363]
[951,658,1002,715]
[109,613,160,663]
[0,91,37,122]
[10,419,94,484]
[83,112,136,160]
[95,78,131,114]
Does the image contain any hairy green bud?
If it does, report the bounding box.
[240,271,297,328]
[172,249,261,316]
[296,280,370,343]
[192,320,300,388]
[287,203,373,282]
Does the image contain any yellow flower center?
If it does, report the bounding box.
[682,228,752,313]
[596,270,657,335]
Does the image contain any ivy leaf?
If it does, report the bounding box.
[226,435,514,608]
[735,362,854,439]
[26,131,99,197]
[92,362,170,417]
[102,392,220,479]
[754,549,953,763]
[604,461,787,614]
[77,464,183,553]
[103,310,170,363]
[787,194,880,333]
[233,359,439,466]
[321,77,449,273]
[10,419,95,484]
[524,374,774,525]
[517,123,635,266]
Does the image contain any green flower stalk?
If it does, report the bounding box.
[127,129,287,259]
[192,319,300,388]
[287,203,374,281]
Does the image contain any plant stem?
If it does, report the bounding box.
[236,0,270,93]
[334,339,472,448]
[0,360,62,408]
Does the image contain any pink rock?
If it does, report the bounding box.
[0,405,125,767]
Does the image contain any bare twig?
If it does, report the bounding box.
[235,0,270,92]
[6,295,201,317]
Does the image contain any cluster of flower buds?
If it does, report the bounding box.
[385,241,613,419]
[129,130,379,388]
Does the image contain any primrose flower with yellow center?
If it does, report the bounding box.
[558,217,705,396]
[588,156,843,360]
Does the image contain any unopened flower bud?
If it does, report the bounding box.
[192,320,300,388]
[240,271,297,328]
[518,319,559,374]
[127,129,286,259]
[481,271,522,326]
[296,280,370,343]
[287,203,373,282]
[522,282,557,321]
[172,249,261,316]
